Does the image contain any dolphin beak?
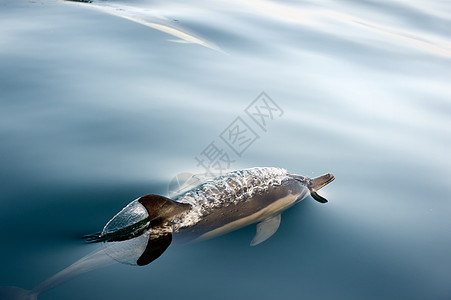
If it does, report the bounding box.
[310,173,335,191]
[309,173,335,204]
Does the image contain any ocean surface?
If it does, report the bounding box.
[1,0,450,299]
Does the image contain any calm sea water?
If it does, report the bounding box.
[1,0,450,299]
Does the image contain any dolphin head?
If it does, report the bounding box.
[290,173,335,203]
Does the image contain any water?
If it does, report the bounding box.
[1,0,450,299]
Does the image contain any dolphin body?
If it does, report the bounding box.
[0,167,334,299]
[88,167,334,266]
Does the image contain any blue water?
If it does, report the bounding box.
[1,0,451,299]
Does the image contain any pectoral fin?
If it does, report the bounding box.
[250,214,281,246]
[137,230,172,266]
[311,191,328,203]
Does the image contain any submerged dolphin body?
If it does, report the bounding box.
[0,167,334,299]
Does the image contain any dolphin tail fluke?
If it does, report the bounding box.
[0,286,38,300]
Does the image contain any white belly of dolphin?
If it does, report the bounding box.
[194,193,299,241]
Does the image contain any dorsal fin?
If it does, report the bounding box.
[134,195,190,266]
[138,194,191,224]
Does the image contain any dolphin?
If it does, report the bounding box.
[0,167,334,299]
[86,167,335,266]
